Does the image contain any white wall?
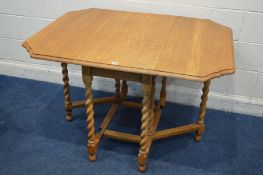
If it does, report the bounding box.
[1,0,263,117]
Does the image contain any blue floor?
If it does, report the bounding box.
[0,75,262,175]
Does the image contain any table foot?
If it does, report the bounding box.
[89,155,96,162]
[194,135,202,142]
[138,152,147,172]
[87,143,97,161]
[65,114,73,121]
[138,165,146,173]
[194,125,205,141]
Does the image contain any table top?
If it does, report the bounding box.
[23,8,235,81]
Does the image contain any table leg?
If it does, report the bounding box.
[160,77,167,108]
[82,66,96,161]
[195,80,211,141]
[61,63,73,121]
[148,77,156,135]
[115,79,121,102]
[121,80,128,99]
[138,75,152,172]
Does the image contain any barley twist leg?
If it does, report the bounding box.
[115,79,121,102]
[61,63,73,121]
[121,80,128,99]
[138,79,152,172]
[148,77,156,135]
[160,77,167,108]
[82,67,96,161]
[195,80,211,141]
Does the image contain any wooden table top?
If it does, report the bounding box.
[23,8,235,81]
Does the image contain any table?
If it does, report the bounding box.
[22,8,235,172]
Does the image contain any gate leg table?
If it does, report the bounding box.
[22,8,235,172]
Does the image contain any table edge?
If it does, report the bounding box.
[22,41,235,82]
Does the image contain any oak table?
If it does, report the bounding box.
[22,8,235,172]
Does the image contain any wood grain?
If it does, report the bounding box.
[23,8,235,81]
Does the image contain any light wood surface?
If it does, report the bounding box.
[23,8,235,81]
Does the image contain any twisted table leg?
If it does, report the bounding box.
[121,80,128,99]
[138,76,152,172]
[82,67,96,161]
[148,77,156,135]
[195,80,211,141]
[160,77,167,108]
[61,63,73,121]
[115,79,121,102]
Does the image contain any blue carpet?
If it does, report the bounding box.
[0,75,262,175]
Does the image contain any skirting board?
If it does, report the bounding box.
[1,59,263,118]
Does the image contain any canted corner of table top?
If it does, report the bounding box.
[22,41,33,56]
